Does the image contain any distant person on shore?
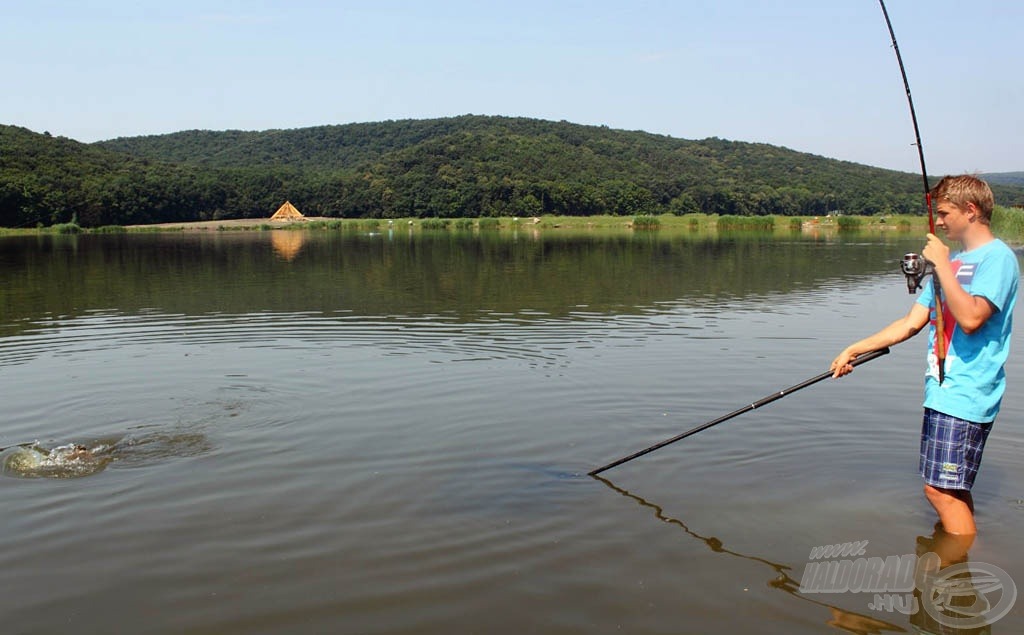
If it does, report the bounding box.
[830,175,1018,535]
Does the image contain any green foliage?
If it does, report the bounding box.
[983,172,1024,187]
[836,216,863,231]
[453,218,474,230]
[53,221,82,234]
[992,205,1024,237]
[477,217,500,230]
[300,219,345,231]
[420,218,450,230]
[717,215,775,231]
[684,213,712,230]
[631,214,661,230]
[4,118,1024,228]
[90,225,127,233]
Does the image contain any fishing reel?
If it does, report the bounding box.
[900,252,933,293]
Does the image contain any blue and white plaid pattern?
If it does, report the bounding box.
[919,408,992,491]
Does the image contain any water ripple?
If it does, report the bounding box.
[0,306,717,371]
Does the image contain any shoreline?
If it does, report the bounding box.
[126,217,337,231]
[0,213,941,237]
[127,213,926,234]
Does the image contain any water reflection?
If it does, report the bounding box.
[0,231,923,337]
[909,527,1011,635]
[595,477,1013,634]
[269,230,306,261]
[0,230,925,371]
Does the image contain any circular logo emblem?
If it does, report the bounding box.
[921,562,1017,629]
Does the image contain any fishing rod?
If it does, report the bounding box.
[878,0,946,383]
[588,348,889,476]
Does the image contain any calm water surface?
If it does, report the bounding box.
[1,229,1022,634]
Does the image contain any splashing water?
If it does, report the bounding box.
[1,441,117,479]
[0,430,213,480]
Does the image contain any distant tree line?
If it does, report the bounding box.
[3,116,1023,227]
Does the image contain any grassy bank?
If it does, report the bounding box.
[6,208,1024,241]
[993,205,1024,238]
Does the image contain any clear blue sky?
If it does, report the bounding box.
[2,0,1020,174]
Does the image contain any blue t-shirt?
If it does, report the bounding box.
[917,238,1019,422]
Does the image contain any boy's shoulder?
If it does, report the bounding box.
[987,237,1016,256]
[961,238,1018,267]
[990,239,1020,276]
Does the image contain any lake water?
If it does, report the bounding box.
[1,228,1022,634]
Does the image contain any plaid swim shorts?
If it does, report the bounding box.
[919,408,992,491]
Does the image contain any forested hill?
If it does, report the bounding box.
[0,125,213,227]
[96,117,487,170]
[983,172,1024,188]
[4,116,1023,227]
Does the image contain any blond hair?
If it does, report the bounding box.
[929,175,995,224]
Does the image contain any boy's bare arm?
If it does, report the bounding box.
[831,303,930,378]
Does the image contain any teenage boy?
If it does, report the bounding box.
[831,175,1018,535]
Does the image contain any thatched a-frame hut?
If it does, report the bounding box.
[270,201,306,221]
